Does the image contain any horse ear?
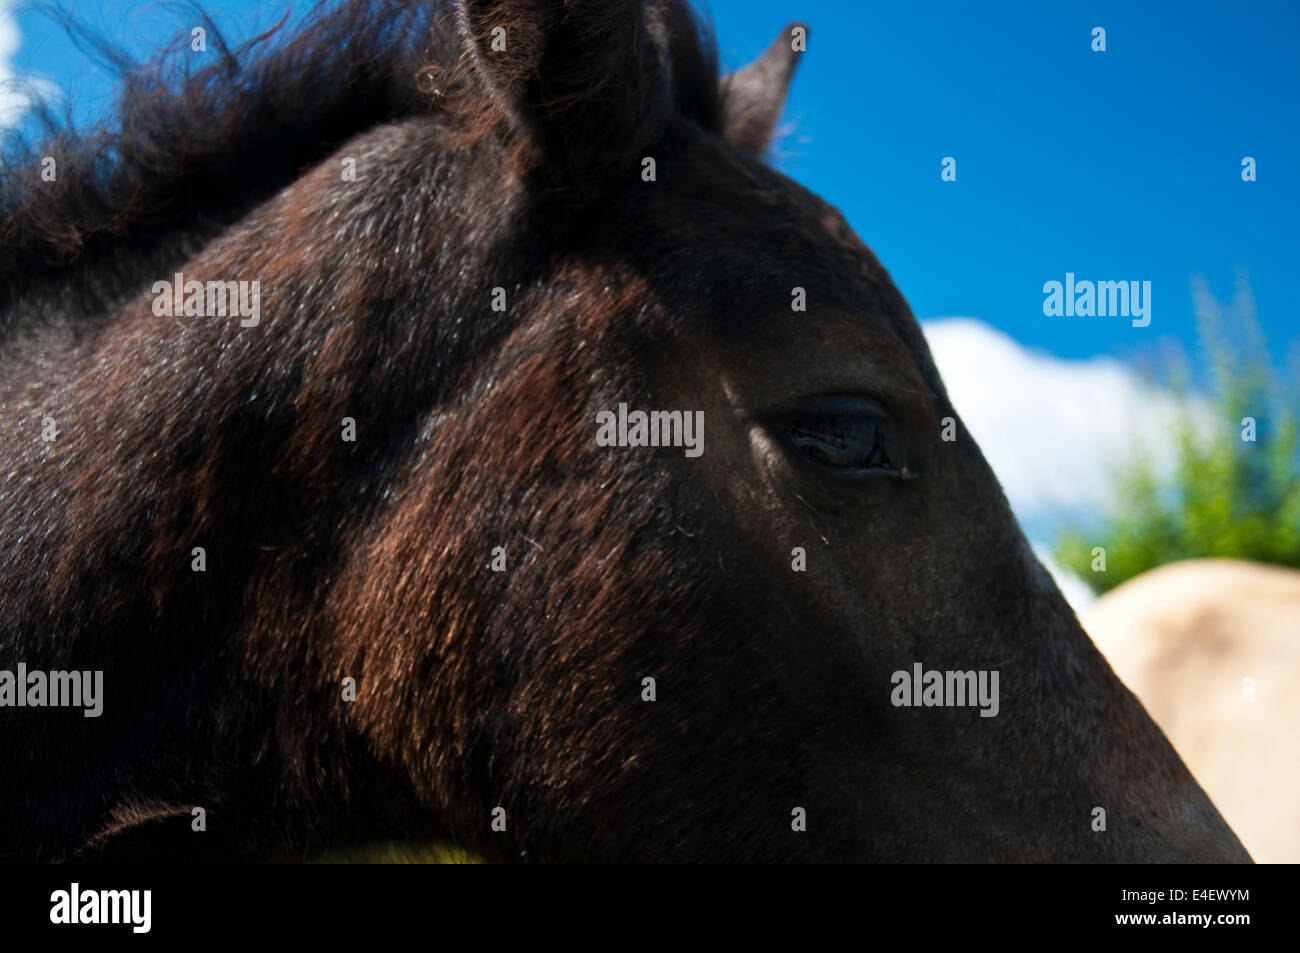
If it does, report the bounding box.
[721,23,806,155]
[454,0,674,176]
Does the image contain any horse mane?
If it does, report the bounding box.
[0,0,723,346]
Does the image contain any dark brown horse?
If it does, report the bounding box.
[0,0,1250,862]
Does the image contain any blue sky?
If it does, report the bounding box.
[708,0,1299,364]
[7,0,1297,366]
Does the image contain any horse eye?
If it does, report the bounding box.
[783,414,906,478]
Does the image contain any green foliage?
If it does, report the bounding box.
[1055,274,1300,594]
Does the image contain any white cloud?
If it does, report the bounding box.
[921,317,1209,519]
[0,1,56,130]
[0,1,24,127]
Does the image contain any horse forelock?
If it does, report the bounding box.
[0,0,725,350]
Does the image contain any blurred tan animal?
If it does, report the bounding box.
[1081,559,1300,864]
